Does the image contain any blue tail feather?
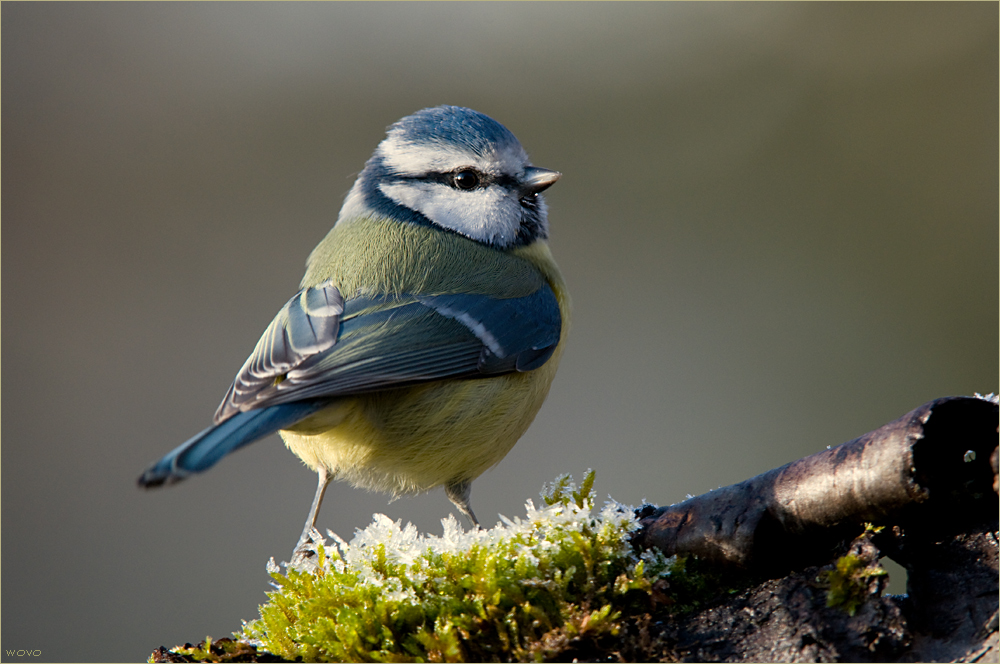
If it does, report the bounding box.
[138,400,328,487]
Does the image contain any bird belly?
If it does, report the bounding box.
[279,357,560,496]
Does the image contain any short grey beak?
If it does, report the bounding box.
[522,166,562,194]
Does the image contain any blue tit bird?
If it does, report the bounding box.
[139,105,569,561]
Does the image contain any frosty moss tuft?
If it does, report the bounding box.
[239,470,683,662]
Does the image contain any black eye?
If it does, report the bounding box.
[452,169,480,190]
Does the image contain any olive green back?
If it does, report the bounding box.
[302,216,545,298]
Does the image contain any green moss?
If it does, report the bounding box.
[237,471,704,662]
[149,472,743,662]
[819,525,887,617]
[540,471,595,509]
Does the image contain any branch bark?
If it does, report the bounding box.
[630,395,998,662]
[632,396,997,572]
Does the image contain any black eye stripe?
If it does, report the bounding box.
[492,173,519,188]
[393,170,520,190]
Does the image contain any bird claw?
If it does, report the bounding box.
[288,527,324,571]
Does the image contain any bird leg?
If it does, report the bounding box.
[290,466,331,565]
[445,479,480,529]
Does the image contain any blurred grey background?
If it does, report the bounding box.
[3,3,996,662]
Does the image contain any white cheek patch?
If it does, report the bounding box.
[380,181,522,246]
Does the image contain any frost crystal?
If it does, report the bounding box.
[974,392,999,404]
[281,495,640,581]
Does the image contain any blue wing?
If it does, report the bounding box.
[213,283,345,422]
[139,278,561,486]
[212,280,561,421]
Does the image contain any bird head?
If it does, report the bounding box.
[339,106,560,249]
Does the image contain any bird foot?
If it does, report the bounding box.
[288,528,324,571]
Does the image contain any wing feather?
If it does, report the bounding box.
[214,282,344,422]
[213,280,562,423]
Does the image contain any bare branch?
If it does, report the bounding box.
[633,396,998,573]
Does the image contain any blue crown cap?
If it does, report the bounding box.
[389,105,522,156]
